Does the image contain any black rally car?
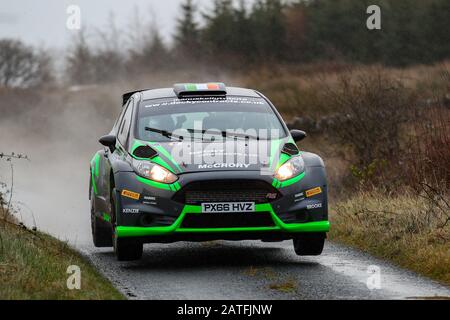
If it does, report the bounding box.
[90,83,329,261]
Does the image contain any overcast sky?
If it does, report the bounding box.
[0,0,224,49]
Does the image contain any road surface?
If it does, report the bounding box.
[82,241,450,300]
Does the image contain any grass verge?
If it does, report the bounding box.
[329,191,450,286]
[0,214,123,300]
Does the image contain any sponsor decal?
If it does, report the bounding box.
[123,208,139,214]
[307,203,322,210]
[121,189,140,200]
[306,187,322,198]
[266,193,278,200]
[294,192,305,202]
[198,163,251,169]
[142,195,157,205]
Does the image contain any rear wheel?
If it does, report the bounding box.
[91,187,113,247]
[293,232,326,256]
[111,187,143,261]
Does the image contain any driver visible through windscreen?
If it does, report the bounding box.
[137,96,287,142]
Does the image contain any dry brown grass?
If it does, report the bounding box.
[330,190,450,286]
[240,61,450,119]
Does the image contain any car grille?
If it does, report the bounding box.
[180,212,275,229]
[173,180,280,205]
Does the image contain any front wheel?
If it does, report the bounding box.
[111,187,143,261]
[91,187,113,247]
[293,232,326,256]
[113,237,143,261]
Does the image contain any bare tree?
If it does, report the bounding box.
[0,39,53,88]
[65,30,96,85]
[126,9,173,74]
[93,12,126,82]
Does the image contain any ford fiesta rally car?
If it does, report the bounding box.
[90,83,329,261]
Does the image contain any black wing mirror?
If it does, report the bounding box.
[290,130,307,143]
[99,135,116,152]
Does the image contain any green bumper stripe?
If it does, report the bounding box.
[116,205,200,237]
[116,203,330,238]
[176,221,329,233]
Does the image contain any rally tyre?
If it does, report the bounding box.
[293,233,326,256]
[114,237,143,261]
[110,187,143,261]
[91,188,113,248]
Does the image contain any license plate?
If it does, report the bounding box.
[201,202,255,213]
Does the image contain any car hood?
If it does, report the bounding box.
[142,138,292,174]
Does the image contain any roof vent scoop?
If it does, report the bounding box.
[174,83,227,98]
[133,145,158,159]
[281,143,300,156]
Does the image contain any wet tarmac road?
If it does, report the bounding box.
[83,241,450,300]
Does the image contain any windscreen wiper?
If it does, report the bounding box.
[145,127,183,141]
[186,128,260,140]
[145,127,204,141]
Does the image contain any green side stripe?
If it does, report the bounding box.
[91,168,98,195]
[94,154,100,177]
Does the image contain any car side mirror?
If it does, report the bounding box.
[290,129,307,142]
[99,135,116,152]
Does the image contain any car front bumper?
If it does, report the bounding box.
[113,167,329,241]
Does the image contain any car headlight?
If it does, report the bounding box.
[132,159,178,184]
[274,156,305,181]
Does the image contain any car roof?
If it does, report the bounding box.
[140,86,261,101]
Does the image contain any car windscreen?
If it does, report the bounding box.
[136,96,287,142]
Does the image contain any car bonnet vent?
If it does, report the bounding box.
[133,145,158,159]
[281,143,300,156]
